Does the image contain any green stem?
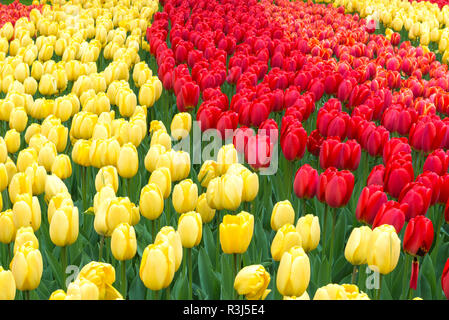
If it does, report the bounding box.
[25,291,30,300]
[166,285,171,300]
[351,265,358,284]
[322,204,328,256]
[154,289,159,300]
[152,220,155,243]
[82,166,87,211]
[216,211,221,271]
[165,199,171,226]
[99,235,104,262]
[402,254,412,300]
[233,253,237,300]
[328,207,337,267]
[121,260,126,299]
[431,206,444,264]
[302,199,306,218]
[188,248,192,300]
[61,246,67,290]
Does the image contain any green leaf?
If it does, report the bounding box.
[128,275,146,300]
[421,255,437,299]
[220,254,234,299]
[197,247,220,299]
[173,269,189,300]
[44,249,64,290]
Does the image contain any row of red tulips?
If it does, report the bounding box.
[0,0,41,29]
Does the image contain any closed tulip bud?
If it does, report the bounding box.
[271,200,295,231]
[154,226,183,271]
[217,144,239,175]
[8,172,33,204]
[150,129,171,151]
[10,242,43,291]
[220,211,254,254]
[140,241,175,290]
[234,265,271,300]
[49,289,67,300]
[77,262,122,300]
[13,226,38,255]
[196,193,216,223]
[65,278,100,300]
[95,166,119,193]
[403,216,434,257]
[0,209,15,244]
[156,150,190,182]
[276,246,310,297]
[293,164,318,200]
[271,224,302,261]
[317,168,354,208]
[355,185,388,225]
[372,200,407,233]
[0,137,7,163]
[344,226,372,265]
[9,107,28,133]
[0,163,8,192]
[177,211,202,248]
[45,174,69,203]
[296,214,320,253]
[38,141,57,172]
[139,183,164,220]
[0,267,16,300]
[221,173,243,210]
[51,154,72,180]
[49,204,78,247]
[117,143,138,178]
[144,144,166,173]
[442,258,449,299]
[95,197,140,237]
[72,139,91,167]
[170,112,192,140]
[148,167,171,199]
[172,179,198,214]
[47,192,73,223]
[4,129,20,154]
[17,147,38,173]
[24,163,46,196]
[226,163,259,202]
[367,224,401,275]
[111,223,137,261]
[12,193,41,232]
[197,160,218,188]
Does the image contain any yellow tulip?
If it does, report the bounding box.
[177,211,202,248]
[94,197,140,237]
[196,193,216,223]
[0,209,15,244]
[139,183,164,220]
[150,129,171,151]
[148,167,171,199]
[65,278,100,300]
[111,223,137,261]
[226,163,259,202]
[313,283,369,300]
[296,214,320,253]
[117,143,138,178]
[271,200,295,231]
[154,226,183,271]
[220,173,243,210]
[47,192,73,222]
[38,141,57,172]
[234,265,271,300]
[276,246,310,297]
[367,224,401,275]
[140,241,175,291]
[4,129,20,154]
[0,137,6,163]
[51,154,72,179]
[144,144,166,173]
[9,107,28,133]
[271,224,302,261]
[12,193,41,232]
[44,174,69,203]
[49,204,79,247]
[95,166,119,193]
[0,163,8,192]
[220,211,254,254]
[0,267,16,300]
[197,160,218,188]
[172,179,198,214]
[77,262,122,300]
[17,147,38,172]
[170,112,192,140]
[49,289,67,300]
[10,241,43,291]
[217,144,238,175]
[344,226,372,266]
[156,149,190,182]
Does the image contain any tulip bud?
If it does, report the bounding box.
[95,166,119,193]
[271,224,302,261]
[49,204,79,247]
[0,209,15,244]
[38,141,57,172]
[148,167,171,199]
[217,144,239,175]
[177,211,202,248]
[72,139,91,167]
[196,193,215,223]
[154,226,183,271]
[51,154,72,179]
[313,283,369,300]
[150,129,171,151]
[220,211,254,254]
[94,197,140,237]
[45,174,69,203]
[226,163,259,202]
[295,214,320,253]
[0,163,8,192]
[12,193,41,232]
[220,173,243,210]
[10,242,43,291]
[403,216,434,257]
[197,160,218,188]
[344,226,372,266]
[234,265,271,300]
[271,200,295,231]
[77,262,122,300]
[139,183,164,220]
[0,267,16,300]
[170,112,192,140]
[144,144,166,173]
[367,224,401,275]
[9,107,28,133]
[65,278,100,300]
[0,137,7,163]
[117,143,138,178]
[172,179,198,214]
[140,241,175,291]
[4,129,20,154]
[276,246,310,297]
[111,223,137,261]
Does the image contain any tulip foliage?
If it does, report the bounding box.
[2,0,449,302]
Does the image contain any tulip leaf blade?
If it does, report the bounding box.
[198,247,220,299]
[44,248,64,290]
[421,255,437,299]
[220,254,234,299]
[128,275,146,300]
[173,268,189,300]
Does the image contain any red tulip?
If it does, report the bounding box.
[355,185,388,225]
[245,134,273,170]
[372,200,407,233]
[319,137,361,171]
[293,164,318,199]
[409,116,446,153]
[416,171,441,205]
[403,215,434,256]
[232,126,254,154]
[317,109,350,140]
[423,149,449,176]
[280,117,307,161]
[317,167,354,208]
[216,111,238,140]
[441,258,449,299]
[382,137,412,165]
[384,153,414,198]
[367,164,386,187]
[398,182,432,221]
[177,81,200,112]
[307,129,324,157]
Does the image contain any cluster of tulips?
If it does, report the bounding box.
[1,0,449,302]
[0,0,42,29]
